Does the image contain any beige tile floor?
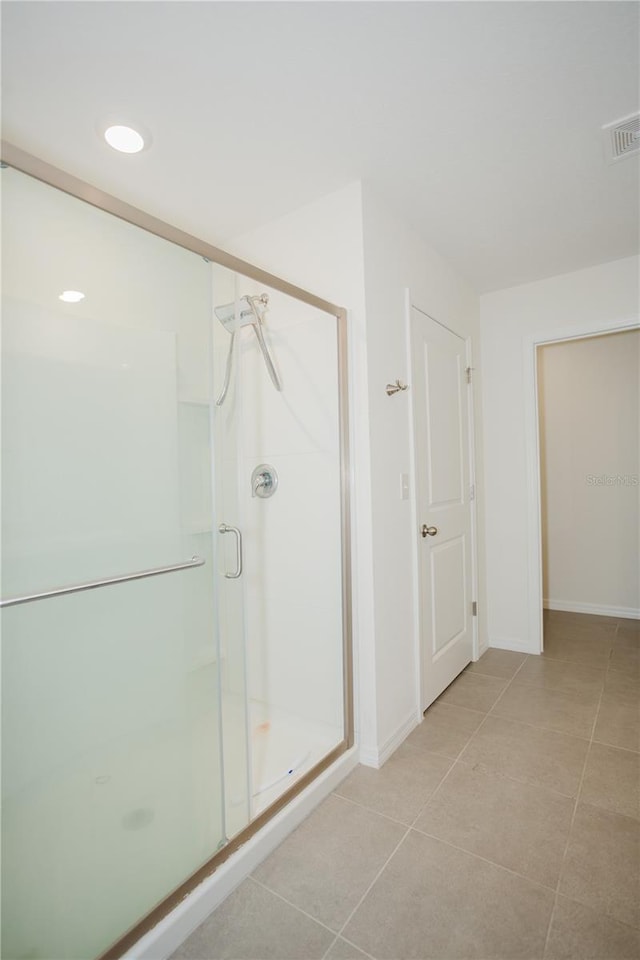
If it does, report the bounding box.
[172,612,640,960]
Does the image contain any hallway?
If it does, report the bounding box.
[173,612,639,960]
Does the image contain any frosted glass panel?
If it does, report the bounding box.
[1,168,227,960]
[2,301,181,592]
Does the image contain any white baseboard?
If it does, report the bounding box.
[358,745,379,767]
[475,640,489,660]
[489,636,538,655]
[359,710,419,769]
[544,599,640,620]
[126,746,359,960]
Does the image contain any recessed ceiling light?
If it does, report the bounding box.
[104,125,145,154]
[59,290,85,303]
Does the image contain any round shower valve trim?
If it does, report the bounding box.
[252,464,278,499]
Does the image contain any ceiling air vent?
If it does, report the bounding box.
[602,112,640,162]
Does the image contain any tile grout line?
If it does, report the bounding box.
[328,635,634,959]
[454,655,531,765]
[329,790,412,829]
[492,675,606,697]
[461,647,613,959]
[321,933,376,960]
[338,747,580,810]
[466,668,526,680]
[320,937,337,957]
[465,708,592,743]
[320,823,412,958]
[330,935,377,960]
[413,657,539,842]
[488,711,599,744]
[335,938,377,960]
[451,754,577,800]
[413,657,534,823]
[176,620,636,960]
[338,661,533,839]
[323,657,547,959]
[529,652,612,669]
[591,737,640,755]
[541,641,608,960]
[262,635,632,960]
[367,630,630,959]
[412,649,634,907]
[321,713,494,960]
[248,875,344,941]
[546,618,640,950]
[408,823,558,895]
[599,620,622,731]
[325,659,534,959]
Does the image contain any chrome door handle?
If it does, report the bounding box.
[219,523,243,578]
[421,525,438,538]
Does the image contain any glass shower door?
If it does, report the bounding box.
[211,268,346,822]
[1,168,230,959]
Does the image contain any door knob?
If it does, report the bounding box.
[421,524,438,538]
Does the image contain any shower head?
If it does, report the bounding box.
[214,294,269,332]
[214,293,281,405]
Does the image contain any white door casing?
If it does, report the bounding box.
[410,306,474,711]
[523,317,640,654]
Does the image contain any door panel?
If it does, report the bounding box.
[431,536,467,653]
[410,307,474,711]
[424,342,465,506]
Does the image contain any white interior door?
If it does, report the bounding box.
[410,306,475,711]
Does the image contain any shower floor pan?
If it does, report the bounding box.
[223,696,342,837]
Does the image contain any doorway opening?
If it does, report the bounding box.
[535,327,640,656]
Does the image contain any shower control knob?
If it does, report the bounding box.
[255,473,272,492]
[251,464,278,499]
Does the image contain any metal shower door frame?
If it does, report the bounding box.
[0,141,354,960]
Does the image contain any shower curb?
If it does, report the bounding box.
[124,746,359,960]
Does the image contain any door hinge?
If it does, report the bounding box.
[465,366,473,384]
[469,483,475,501]
[472,600,478,616]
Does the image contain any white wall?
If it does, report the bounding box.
[539,330,640,617]
[231,182,485,765]
[360,185,485,760]
[480,255,640,653]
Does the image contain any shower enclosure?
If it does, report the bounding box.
[0,149,352,960]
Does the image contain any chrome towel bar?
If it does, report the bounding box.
[0,556,205,608]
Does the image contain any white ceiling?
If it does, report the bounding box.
[2,1,639,293]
